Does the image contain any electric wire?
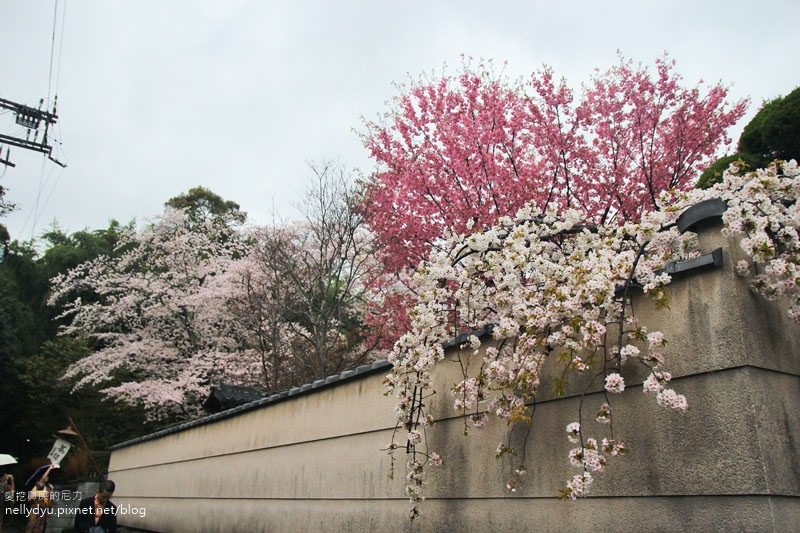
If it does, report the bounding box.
[34,164,66,230]
[30,0,67,238]
[45,0,59,111]
[41,0,69,222]
[25,157,53,239]
[40,0,69,219]
[2,1,67,240]
[34,130,67,225]
[31,154,48,238]
[54,0,68,166]
[54,0,67,98]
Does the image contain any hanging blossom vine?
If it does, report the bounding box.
[384,160,799,519]
[721,160,800,319]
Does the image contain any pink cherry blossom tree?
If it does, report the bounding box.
[361,55,747,345]
[50,208,262,420]
[51,166,382,420]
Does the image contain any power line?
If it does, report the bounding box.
[54,0,69,170]
[35,163,66,231]
[54,0,68,98]
[28,156,53,239]
[1,0,69,242]
[45,0,59,111]
[32,0,70,236]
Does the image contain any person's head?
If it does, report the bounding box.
[96,479,115,503]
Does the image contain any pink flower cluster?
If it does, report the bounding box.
[361,55,747,352]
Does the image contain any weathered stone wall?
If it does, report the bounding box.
[107,220,800,532]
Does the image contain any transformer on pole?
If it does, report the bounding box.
[0,95,65,168]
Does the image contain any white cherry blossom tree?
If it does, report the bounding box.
[385,160,799,519]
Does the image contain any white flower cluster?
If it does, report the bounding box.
[569,438,606,472]
[656,388,689,411]
[566,422,581,443]
[565,472,593,500]
[596,403,611,424]
[604,373,626,394]
[716,160,800,321]
[641,366,687,411]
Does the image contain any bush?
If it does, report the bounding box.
[697,85,799,190]
[696,152,764,189]
[739,86,800,162]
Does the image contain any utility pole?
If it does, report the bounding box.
[0,95,66,168]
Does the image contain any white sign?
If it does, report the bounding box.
[47,438,72,465]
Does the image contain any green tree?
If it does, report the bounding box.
[0,220,144,469]
[739,86,800,162]
[5,336,157,473]
[40,221,130,275]
[697,85,799,189]
[165,186,247,227]
[696,152,764,189]
[0,182,14,218]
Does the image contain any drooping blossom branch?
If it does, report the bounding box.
[717,160,800,321]
[385,159,798,518]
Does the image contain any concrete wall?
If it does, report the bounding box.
[108,221,800,532]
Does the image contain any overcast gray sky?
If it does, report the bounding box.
[1,0,798,239]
